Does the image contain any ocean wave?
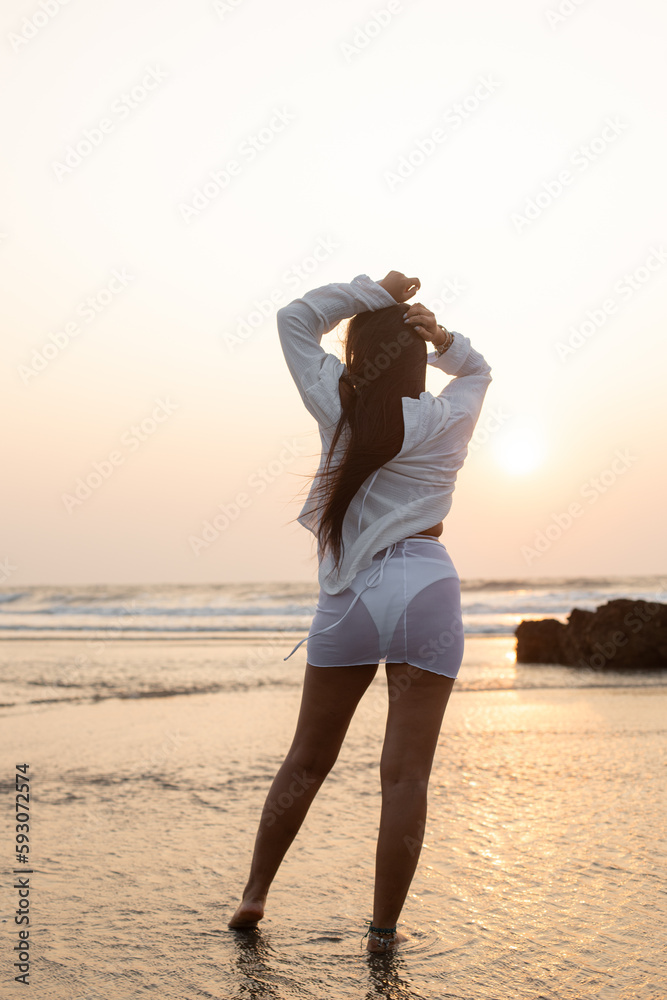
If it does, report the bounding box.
[460,575,666,592]
[0,578,662,642]
[0,621,518,637]
[1,604,316,618]
[0,591,27,605]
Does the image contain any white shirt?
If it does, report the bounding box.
[277,273,492,595]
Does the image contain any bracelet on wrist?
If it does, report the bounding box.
[435,324,453,355]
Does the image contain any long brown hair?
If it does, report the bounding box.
[311,303,427,571]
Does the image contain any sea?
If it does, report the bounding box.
[0,575,665,712]
[1,576,665,998]
[3,575,664,641]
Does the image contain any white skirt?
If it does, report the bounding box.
[285,535,465,678]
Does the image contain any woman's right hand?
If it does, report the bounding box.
[376,271,420,303]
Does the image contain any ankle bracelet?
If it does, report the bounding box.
[361,921,398,947]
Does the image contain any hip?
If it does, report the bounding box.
[340,534,458,601]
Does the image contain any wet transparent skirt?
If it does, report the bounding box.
[285,536,464,678]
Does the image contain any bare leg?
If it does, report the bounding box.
[229,661,378,928]
[228,757,326,927]
[368,662,455,952]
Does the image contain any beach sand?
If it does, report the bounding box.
[1,637,665,999]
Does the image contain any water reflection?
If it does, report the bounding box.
[364,951,418,1000]
[229,927,281,1000]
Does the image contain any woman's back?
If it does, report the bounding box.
[277,272,492,594]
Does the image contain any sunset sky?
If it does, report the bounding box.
[2,0,666,585]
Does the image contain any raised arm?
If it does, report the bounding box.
[276,274,397,413]
[428,330,493,440]
[404,300,492,439]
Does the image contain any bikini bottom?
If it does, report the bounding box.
[284,535,465,679]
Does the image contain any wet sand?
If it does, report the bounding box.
[1,640,665,999]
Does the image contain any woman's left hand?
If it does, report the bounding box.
[403,302,441,342]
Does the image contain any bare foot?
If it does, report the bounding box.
[228,898,265,929]
[366,929,408,953]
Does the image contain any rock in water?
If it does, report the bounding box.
[515,599,667,670]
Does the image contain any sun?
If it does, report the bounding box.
[493,423,546,475]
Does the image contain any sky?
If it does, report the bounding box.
[2,0,666,585]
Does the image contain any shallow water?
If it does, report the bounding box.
[1,634,665,715]
[1,638,665,998]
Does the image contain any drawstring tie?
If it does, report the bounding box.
[283,541,397,661]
